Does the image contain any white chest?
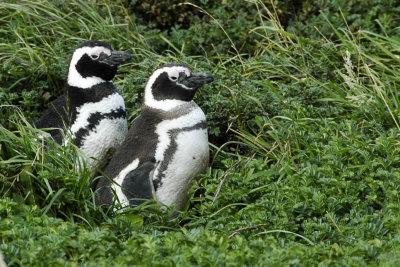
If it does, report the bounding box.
[70,93,125,133]
[80,117,128,167]
[155,127,209,209]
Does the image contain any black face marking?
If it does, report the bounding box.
[152,121,207,190]
[152,72,196,102]
[74,107,126,147]
[75,53,118,81]
[149,63,213,104]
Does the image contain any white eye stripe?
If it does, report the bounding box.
[166,67,190,81]
[89,46,111,58]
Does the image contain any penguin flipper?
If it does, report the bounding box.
[121,161,157,206]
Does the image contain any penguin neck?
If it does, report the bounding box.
[67,65,108,89]
[142,101,199,119]
[64,81,116,106]
[144,86,194,111]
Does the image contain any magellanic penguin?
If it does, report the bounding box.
[95,63,214,211]
[34,40,131,168]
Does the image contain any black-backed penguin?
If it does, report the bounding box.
[95,63,214,211]
[34,40,131,168]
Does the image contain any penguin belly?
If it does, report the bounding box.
[79,117,128,167]
[156,127,209,210]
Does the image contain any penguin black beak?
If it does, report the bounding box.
[182,72,214,88]
[100,51,132,66]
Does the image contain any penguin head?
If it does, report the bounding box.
[144,63,214,111]
[67,40,131,88]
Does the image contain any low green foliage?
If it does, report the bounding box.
[2,0,400,266]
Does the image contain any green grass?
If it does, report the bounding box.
[2,0,400,266]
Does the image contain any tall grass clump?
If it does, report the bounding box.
[0,106,103,222]
[324,29,400,130]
